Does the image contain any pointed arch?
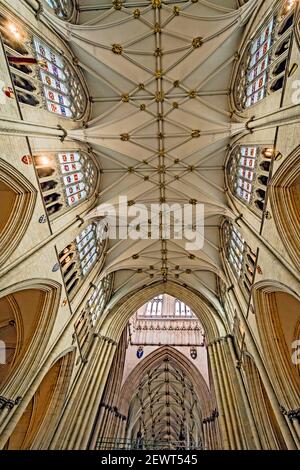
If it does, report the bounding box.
[269,146,300,270]
[252,281,300,411]
[100,281,227,344]
[4,349,75,449]
[118,346,212,449]
[0,159,36,266]
[0,279,61,395]
[118,346,212,419]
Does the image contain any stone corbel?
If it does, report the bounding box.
[0,395,22,411]
[35,1,44,20]
[57,124,67,142]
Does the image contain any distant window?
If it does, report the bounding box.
[145,295,163,316]
[174,300,192,317]
[59,222,107,299]
[234,0,295,109]
[227,146,273,215]
[34,150,97,219]
[45,0,74,20]
[223,220,257,296]
[0,14,86,118]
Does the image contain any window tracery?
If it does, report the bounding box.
[223,221,257,296]
[174,299,192,317]
[234,0,295,109]
[34,150,97,219]
[227,145,273,214]
[74,273,113,359]
[45,0,74,20]
[144,295,163,316]
[59,222,107,299]
[0,15,86,118]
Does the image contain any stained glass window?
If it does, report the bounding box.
[245,19,274,108]
[227,146,273,214]
[0,14,87,118]
[59,222,108,298]
[76,224,98,277]
[223,221,257,296]
[33,38,85,118]
[45,0,74,20]
[35,151,97,218]
[74,273,113,358]
[88,274,113,326]
[224,223,245,279]
[234,0,295,110]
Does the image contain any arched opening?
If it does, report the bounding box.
[270,148,300,270]
[4,350,74,449]
[119,342,212,451]
[93,288,224,450]
[0,281,61,391]
[254,284,300,411]
[0,179,16,238]
[0,160,36,266]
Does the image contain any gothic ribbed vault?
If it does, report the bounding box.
[45,0,257,309]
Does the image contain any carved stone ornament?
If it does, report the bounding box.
[190,347,197,359]
[192,37,203,48]
[137,346,144,358]
[113,0,123,10]
[152,0,161,8]
[112,44,123,55]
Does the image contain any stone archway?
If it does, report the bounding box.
[253,281,300,412]
[0,280,61,395]
[4,350,75,450]
[118,346,214,450]
[269,147,300,270]
[0,159,36,266]
[99,281,227,345]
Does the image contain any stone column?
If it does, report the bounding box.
[247,104,300,132]
[0,117,67,139]
[49,335,116,449]
[207,343,230,449]
[208,335,263,450]
[237,313,297,450]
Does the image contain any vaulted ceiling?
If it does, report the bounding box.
[127,357,203,446]
[45,0,256,309]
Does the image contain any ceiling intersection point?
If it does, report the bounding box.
[112,43,123,55]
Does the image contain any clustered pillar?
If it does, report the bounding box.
[207,335,260,450]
